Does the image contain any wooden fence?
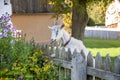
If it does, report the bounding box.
[11,0,50,13]
[44,45,120,80]
[85,27,120,40]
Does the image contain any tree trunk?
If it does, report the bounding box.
[72,1,88,41]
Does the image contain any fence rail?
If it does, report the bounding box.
[44,45,120,80]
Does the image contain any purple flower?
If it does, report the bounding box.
[4,13,10,21]
[5,16,11,22]
[0,16,5,24]
[0,13,22,39]
[0,33,3,38]
[3,32,7,37]
[17,30,22,36]
[11,33,16,38]
[4,28,8,33]
[10,26,16,32]
[18,75,23,79]
[4,24,11,30]
[0,13,11,24]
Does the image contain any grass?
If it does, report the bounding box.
[84,38,120,58]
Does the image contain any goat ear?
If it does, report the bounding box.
[60,24,65,29]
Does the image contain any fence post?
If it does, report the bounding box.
[114,55,120,74]
[71,50,87,80]
[95,52,102,80]
[87,52,95,80]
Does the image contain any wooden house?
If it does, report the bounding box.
[105,0,120,28]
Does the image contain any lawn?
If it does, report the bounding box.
[84,38,120,58]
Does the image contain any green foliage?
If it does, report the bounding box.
[87,18,95,26]
[87,0,113,26]
[49,0,72,18]
[0,14,58,80]
[0,34,59,79]
[49,0,113,26]
[0,36,58,79]
[62,13,72,34]
[0,13,21,69]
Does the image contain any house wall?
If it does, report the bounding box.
[11,13,61,44]
[0,0,12,16]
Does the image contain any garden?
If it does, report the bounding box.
[0,13,120,80]
[1,0,120,79]
[0,14,59,80]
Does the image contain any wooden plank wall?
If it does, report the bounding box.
[11,0,50,13]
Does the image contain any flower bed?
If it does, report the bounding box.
[0,13,58,80]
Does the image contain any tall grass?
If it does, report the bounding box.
[84,38,120,57]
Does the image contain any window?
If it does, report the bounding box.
[4,0,8,5]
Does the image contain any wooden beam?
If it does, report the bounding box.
[54,59,71,69]
[87,67,120,80]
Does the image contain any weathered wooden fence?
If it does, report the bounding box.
[11,0,50,13]
[44,45,120,80]
[85,27,120,40]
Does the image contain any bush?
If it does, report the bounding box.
[0,13,22,69]
[87,18,95,26]
[0,13,58,80]
[87,0,112,26]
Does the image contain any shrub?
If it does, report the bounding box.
[87,0,112,26]
[0,13,22,69]
[0,13,58,80]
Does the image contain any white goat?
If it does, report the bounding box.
[49,24,88,60]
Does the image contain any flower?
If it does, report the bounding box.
[50,60,53,64]
[18,75,23,79]
[3,28,8,33]
[45,59,48,62]
[0,15,5,23]
[5,15,11,22]
[0,33,3,38]
[10,26,16,32]
[0,13,21,38]
[12,33,16,38]
[3,32,7,37]
[43,65,51,71]
[40,50,44,54]
[16,30,22,36]
[45,56,48,59]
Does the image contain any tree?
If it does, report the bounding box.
[87,0,113,26]
[49,0,112,41]
[72,1,88,41]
